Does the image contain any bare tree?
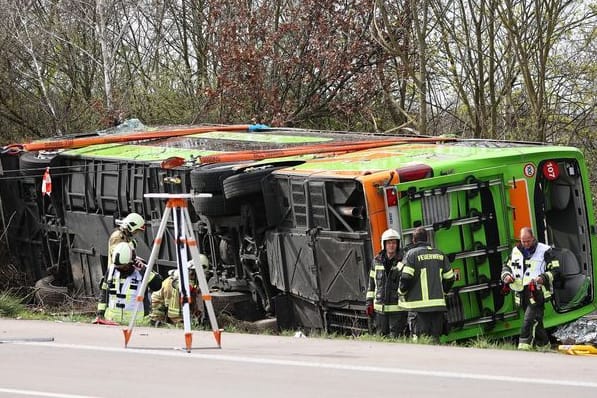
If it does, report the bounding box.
[496,0,592,141]
[204,0,382,128]
[0,0,594,145]
[429,0,520,138]
[372,0,432,134]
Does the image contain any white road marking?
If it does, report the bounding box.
[9,341,597,390]
[0,388,99,398]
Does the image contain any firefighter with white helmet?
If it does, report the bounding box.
[95,241,162,324]
[365,228,409,337]
[149,254,209,326]
[120,213,146,233]
[107,212,146,272]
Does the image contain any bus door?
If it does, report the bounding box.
[534,159,594,312]
[385,167,518,333]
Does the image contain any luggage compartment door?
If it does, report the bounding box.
[393,167,515,332]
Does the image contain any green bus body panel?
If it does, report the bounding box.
[389,159,597,342]
[286,144,582,173]
[64,143,220,161]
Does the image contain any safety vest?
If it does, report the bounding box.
[103,269,146,323]
[366,251,403,313]
[398,243,455,312]
[502,242,559,299]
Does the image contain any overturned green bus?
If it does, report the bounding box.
[0,121,594,342]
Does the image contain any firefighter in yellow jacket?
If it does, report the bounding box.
[149,254,209,326]
[95,241,162,324]
[108,212,146,271]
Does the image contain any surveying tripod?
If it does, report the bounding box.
[123,193,221,352]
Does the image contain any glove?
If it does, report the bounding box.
[133,257,146,271]
[500,282,511,295]
[365,303,374,317]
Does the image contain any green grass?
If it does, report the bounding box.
[0,290,96,323]
[463,335,518,350]
[0,291,25,317]
[0,290,558,352]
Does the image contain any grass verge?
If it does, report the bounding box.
[0,290,557,352]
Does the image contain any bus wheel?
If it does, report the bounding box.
[222,166,282,199]
[34,275,68,307]
[19,152,55,177]
[190,163,242,193]
[192,194,240,216]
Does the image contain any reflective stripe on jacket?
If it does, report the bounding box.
[398,242,454,312]
[501,242,560,299]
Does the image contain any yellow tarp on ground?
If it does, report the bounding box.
[558,344,597,355]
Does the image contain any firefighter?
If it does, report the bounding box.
[95,241,162,324]
[398,227,455,343]
[108,212,146,272]
[502,227,561,350]
[365,228,409,338]
[149,254,209,326]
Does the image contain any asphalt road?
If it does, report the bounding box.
[1,319,596,398]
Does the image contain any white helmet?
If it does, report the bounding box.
[112,242,135,266]
[381,228,400,249]
[120,213,145,233]
[197,254,209,269]
[169,257,206,279]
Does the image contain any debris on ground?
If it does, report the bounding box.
[552,315,597,345]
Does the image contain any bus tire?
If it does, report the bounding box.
[34,275,68,306]
[193,194,240,217]
[190,163,241,193]
[222,167,282,199]
[19,152,53,177]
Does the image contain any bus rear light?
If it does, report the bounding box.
[396,164,433,182]
[385,187,398,207]
[161,156,186,169]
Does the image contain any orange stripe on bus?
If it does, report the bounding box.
[358,171,398,253]
[509,178,532,236]
[18,124,254,152]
